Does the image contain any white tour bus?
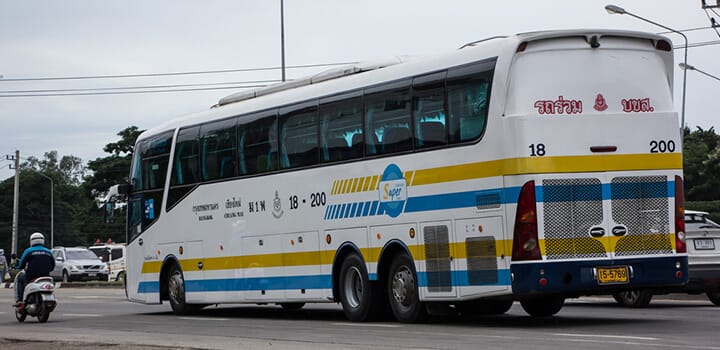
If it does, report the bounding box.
[112,29,688,322]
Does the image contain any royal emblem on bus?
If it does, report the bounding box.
[533,96,583,115]
[378,164,407,218]
[593,93,608,112]
[272,190,284,219]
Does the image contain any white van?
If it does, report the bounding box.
[89,244,127,282]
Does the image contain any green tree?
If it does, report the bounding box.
[683,126,720,201]
[81,126,144,244]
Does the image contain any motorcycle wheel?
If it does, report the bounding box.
[15,308,27,322]
[37,303,50,323]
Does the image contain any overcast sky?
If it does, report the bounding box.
[1,0,717,180]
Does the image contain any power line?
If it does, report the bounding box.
[0,84,268,98]
[0,79,280,95]
[657,25,718,34]
[678,40,720,49]
[0,62,357,82]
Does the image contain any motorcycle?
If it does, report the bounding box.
[15,276,57,323]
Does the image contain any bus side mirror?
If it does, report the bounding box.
[104,202,115,224]
[117,183,130,195]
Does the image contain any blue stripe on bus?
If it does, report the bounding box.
[324,180,675,220]
[417,269,512,287]
[137,270,512,294]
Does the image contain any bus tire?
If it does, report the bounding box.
[167,263,199,315]
[339,254,381,321]
[612,290,652,308]
[706,289,720,306]
[520,296,564,317]
[387,253,426,323]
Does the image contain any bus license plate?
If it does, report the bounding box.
[597,266,629,284]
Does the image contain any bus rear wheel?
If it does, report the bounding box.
[339,253,383,321]
[612,289,653,308]
[706,289,720,306]
[167,264,199,315]
[387,253,426,323]
[520,296,564,317]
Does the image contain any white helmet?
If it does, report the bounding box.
[30,232,45,246]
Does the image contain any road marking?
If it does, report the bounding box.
[333,322,402,328]
[553,333,658,341]
[179,317,231,321]
[62,313,104,317]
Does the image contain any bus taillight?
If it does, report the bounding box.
[674,175,687,253]
[512,181,541,261]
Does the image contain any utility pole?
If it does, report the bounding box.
[280,0,286,82]
[8,150,19,258]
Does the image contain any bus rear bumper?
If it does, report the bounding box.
[510,256,688,297]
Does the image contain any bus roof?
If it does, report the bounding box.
[138,29,672,142]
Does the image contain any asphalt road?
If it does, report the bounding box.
[0,287,718,350]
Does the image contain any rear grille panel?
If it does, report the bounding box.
[611,176,672,256]
[542,178,607,260]
[466,237,498,285]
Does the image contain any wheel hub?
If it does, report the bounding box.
[392,268,412,304]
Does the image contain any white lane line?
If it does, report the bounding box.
[333,322,402,328]
[553,333,658,341]
[179,317,231,321]
[62,313,104,317]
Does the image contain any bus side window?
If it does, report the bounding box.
[319,94,363,163]
[413,71,448,149]
[447,61,495,143]
[200,119,236,181]
[238,111,278,174]
[364,80,412,155]
[279,102,319,169]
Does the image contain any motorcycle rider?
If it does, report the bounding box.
[14,232,55,309]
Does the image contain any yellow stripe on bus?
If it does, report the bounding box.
[140,233,675,274]
[410,153,681,186]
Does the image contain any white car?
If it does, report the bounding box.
[51,247,109,282]
[614,210,720,307]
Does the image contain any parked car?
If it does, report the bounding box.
[51,247,109,282]
[613,210,720,307]
[89,244,126,282]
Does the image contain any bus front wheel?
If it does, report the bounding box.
[387,253,426,323]
[167,264,198,315]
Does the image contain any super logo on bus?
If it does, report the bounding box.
[378,164,407,218]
